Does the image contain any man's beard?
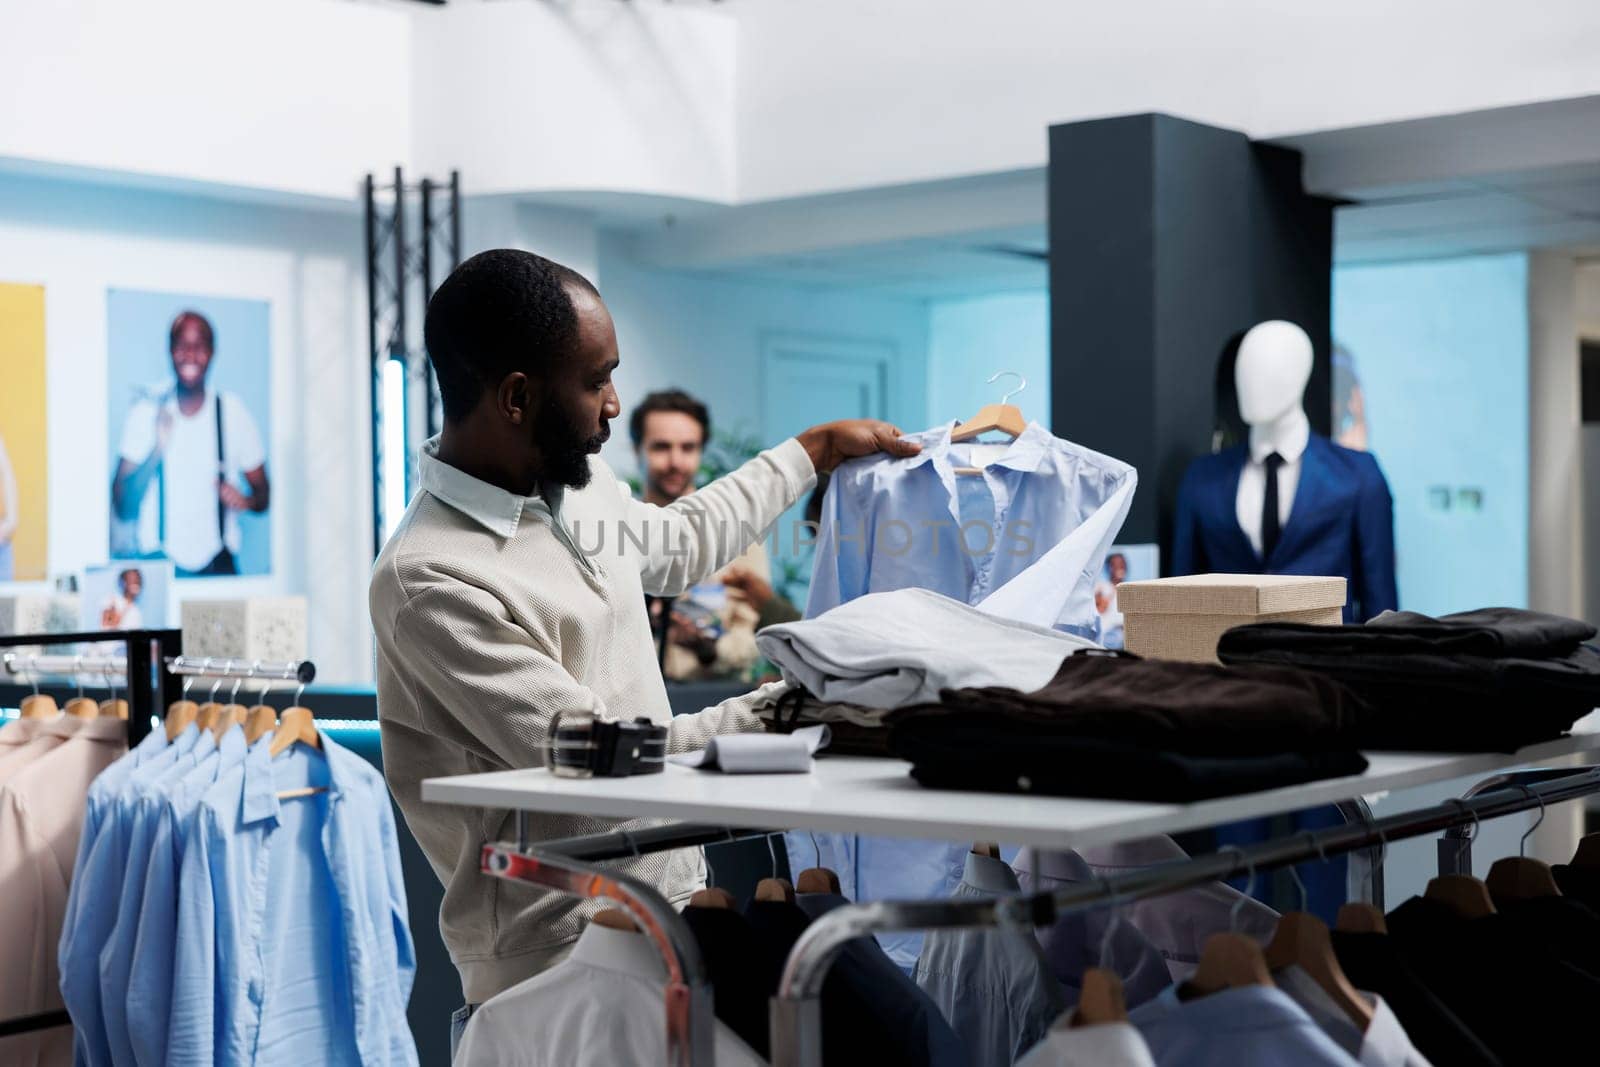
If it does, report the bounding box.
[535,395,610,489]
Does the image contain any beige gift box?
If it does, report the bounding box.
[1116,574,1346,663]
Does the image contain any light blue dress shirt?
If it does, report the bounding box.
[169,733,417,1066]
[100,726,215,1066]
[126,724,249,1067]
[791,421,1137,969]
[58,724,174,1067]
[1130,984,1361,1066]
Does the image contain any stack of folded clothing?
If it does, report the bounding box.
[886,651,1370,802]
[1218,607,1600,752]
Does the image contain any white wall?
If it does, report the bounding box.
[0,171,374,681]
[595,239,932,479]
[0,0,411,202]
[926,292,1050,429]
[411,2,736,203]
[733,0,1600,201]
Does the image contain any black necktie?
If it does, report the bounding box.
[1261,452,1284,562]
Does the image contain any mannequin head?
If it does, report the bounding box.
[1234,320,1312,426]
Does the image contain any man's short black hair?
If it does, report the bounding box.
[629,389,711,449]
[424,249,600,422]
[169,311,215,354]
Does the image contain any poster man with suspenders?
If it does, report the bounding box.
[110,310,270,577]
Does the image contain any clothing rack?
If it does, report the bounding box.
[0,633,317,1042]
[769,763,1600,1067]
[0,628,183,747]
[480,842,716,1067]
[476,762,1600,1067]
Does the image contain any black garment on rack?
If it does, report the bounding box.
[1217,607,1600,751]
[681,905,776,1057]
[1385,895,1600,1065]
[1552,863,1600,909]
[1488,894,1600,980]
[1330,930,1501,1067]
[789,894,968,1067]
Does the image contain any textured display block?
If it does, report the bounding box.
[181,597,308,664]
[0,593,81,638]
[1118,574,1345,663]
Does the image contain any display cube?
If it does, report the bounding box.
[1116,574,1345,663]
[181,597,308,664]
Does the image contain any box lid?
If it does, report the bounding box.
[1116,574,1347,616]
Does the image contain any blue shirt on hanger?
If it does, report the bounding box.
[1130,984,1361,1066]
[58,724,179,1067]
[125,724,250,1067]
[100,726,217,1067]
[791,420,1136,969]
[169,733,417,1067]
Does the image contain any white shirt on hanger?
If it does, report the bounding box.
[452,922,765,1066]
[1235,415,1309,558]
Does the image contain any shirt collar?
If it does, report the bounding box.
[241,732,349,826]
[1034,1020,1155,1066]
[418,435,541,539]
[569,922,667,982]
[906,420,1054,475]
[1135,983,1318,1035]
[963,850,1022,894]
[1249,415,1310,465]
[40,714,84,740]
[0,718,45,746]
[73,716,133,743]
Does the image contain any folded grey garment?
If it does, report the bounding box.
[756,588,1100,709]
[708,679,893,729]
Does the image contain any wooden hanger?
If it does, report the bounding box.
[195,701,224,733]
[19,693,58,719]
[755,878,796,903]
[64,695,101,719]
[971,842,1000,859]
[951,371,1027,443]
[1265,912,1375,1029]
[1571,834,1600,871]
[1335,903,1388,935]
[796,867,841,895]
[1189,932,1274,995]
[212,705,247,743]
[244,705,278,745]
[592,908,638,931]
[688,888,735,909]
[1424,875,1496,918]
[98,699,129,720]
[165,699,199,740]
[1072,968,1128,1027]
[1487,857,1562,902]
[269,705,321,758]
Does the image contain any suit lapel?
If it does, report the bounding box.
[1215,447,1260,565]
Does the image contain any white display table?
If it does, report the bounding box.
[423,731,1600,851]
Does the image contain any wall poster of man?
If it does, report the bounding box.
[106,290,272,578]
[0,282,49,582]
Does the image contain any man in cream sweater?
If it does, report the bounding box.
[369,249,916,1016]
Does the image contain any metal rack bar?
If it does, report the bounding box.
[768,764,1600,1067]
[481,843,714,1067]
[3,652,127,677]
[0,628,180,748]
[162,656,316,685]
[1437,765,1590,876]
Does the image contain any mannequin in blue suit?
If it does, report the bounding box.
[1172,322,1398,622]
[1173,320,1397,920]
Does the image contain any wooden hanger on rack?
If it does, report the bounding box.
[61,660,100,718]
[19,671,57,719]
[1265,913,1375,1028]
[754,878,796,903]
[1424,875,1496,918]
[1334,903,1388,935]
[1188,853,1273,996]
[796,867,841,895]
[98,699,129,720]
[688,888,736,909]
[971,842,1000,859]
[176,669,221,741]
[268,704,321,758]
[244,705,278,744]
[1486,788,1562,902]
[1072,968,1128,1027]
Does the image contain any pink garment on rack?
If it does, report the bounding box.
[0,716,80,787]
[0,716,127,1067]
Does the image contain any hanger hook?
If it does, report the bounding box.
[74,655,85,699]
[185,657,209,698]
[985,370,1026,407]
[1519,784,1547,858]
[1448,798,1482,845]
[292,681,306,707]
[1097,877,1127,968]
[766,833,779,880]
[27,656,40,697]
[1224,847,1256,933]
